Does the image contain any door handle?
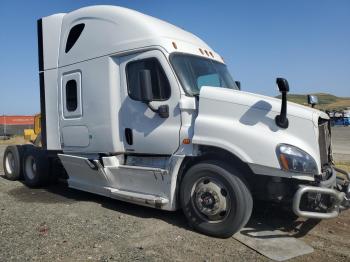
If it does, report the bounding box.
[125,128,133,145]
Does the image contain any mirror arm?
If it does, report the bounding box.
[275,78,289,129]
[146,102,159,113]
[275,91,289,128]
[145,102,169,118]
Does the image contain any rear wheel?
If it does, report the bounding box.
[3,145,23,180]
[180,161,253,238]
[23,147,49,187]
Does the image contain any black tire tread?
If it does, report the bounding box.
[180,160,253,238]
[2,145,23,180]
[22,147,49,187]
[206,160,253,228]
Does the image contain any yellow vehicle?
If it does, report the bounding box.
[23,114,41,144]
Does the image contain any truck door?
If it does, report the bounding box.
[118,50,181,155]
[59,71,90,149]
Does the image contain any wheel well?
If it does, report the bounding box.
[177,145,254,195]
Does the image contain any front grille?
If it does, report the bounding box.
[318,118,332,170]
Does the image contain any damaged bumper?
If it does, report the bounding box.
[293,166,350,219]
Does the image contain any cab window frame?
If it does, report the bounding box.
[125,57,171,102]
[169,52,237,96]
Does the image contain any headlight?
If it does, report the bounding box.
[276,144,318,174]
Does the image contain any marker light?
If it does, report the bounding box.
[183,139,191,144]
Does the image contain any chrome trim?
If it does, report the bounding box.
[109,188,169,208]
[118,165,168,176]
[248,163,315,181]
[293,186,345,219]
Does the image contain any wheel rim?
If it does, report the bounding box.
[25,156,37,180]
[5,152,15,175]
[191,176,231,223]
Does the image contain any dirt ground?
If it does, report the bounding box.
[0,136,26,146]
[0,127,349,261]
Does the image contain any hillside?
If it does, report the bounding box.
[277,93,350,111]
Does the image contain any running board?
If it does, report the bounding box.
[108,188,169,208]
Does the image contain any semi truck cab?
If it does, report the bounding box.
[3,5,349,238]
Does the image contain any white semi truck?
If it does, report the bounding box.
[3,6,349,238]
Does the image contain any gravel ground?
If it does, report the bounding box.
[0,127,349,261]
[0,144,7,172]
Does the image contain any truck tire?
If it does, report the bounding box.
[3,145,23,180]
[22,147,49,187]
[180,161,253,238]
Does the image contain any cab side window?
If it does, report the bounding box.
[126,58,171,101]
[62,72,82,119]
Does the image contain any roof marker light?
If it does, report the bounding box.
[204,50,209,56]
[172,42,178,49]
[199,48,204,55]
[209,51,214,58]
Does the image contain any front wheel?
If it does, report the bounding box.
[180,162,253,238]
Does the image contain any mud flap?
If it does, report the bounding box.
[234,221,314,261]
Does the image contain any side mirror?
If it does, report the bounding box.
[276,78,289,92]
[139,69,153,103]
[158,105,169,118]
[307,95,318,108]
[138,69,169,119]
[235,81,241,90]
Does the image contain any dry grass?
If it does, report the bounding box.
[0,136,26,145]
[278,93,350,111]
[335,161,350,173]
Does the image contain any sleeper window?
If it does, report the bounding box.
[65,23,85,53]
[126,58,171,101]
[66,80,78,112]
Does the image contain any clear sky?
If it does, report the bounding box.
[0,0,349,115]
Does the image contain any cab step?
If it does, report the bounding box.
[108,188,169,208]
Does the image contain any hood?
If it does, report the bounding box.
[195,86,325,173]
[199,86,329,123]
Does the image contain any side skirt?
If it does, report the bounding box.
[57,153,185,210]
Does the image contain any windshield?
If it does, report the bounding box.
[170,54,238,96]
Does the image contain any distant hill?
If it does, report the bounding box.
[276,93,350,111]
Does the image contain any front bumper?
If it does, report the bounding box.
[292,167,350,219]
